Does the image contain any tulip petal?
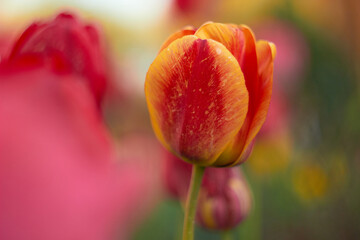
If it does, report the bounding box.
[195,24,259,86]
[158,27,196,53]
[229,40,274,166]
[145,35,248,165]
[197,23,275,166]
[8,23,46,60]
[195,22,246,63]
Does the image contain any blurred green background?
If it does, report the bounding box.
[1,0,359,239]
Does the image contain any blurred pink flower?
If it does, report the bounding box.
[0,12,157,240]
[7,12,108,105]
[0,53,156,240]
[255,20,308,92]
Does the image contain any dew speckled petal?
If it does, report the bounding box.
[200,24,274,166]
[229,40,275,166]
[145,35,249,166]
[195,22,245,63]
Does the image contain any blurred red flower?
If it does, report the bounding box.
[7,12,108,105]
[0,13,157,240]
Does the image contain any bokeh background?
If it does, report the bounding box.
[1,0,359,239]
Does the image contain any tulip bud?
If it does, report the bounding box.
[7,12,108,105]
[196,167,252,230]
[163,153,252,230]
[145,22,275,167]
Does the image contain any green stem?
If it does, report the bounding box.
[221,231,233,240]
[182,165,205,240]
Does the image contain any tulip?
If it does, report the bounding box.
[7,12,108,105]
[146,22,274,240]
[0,12,159,239]
[197,167,252,230]
[164,152,252,230]
[0,50,161,240]
[145,22,276,167]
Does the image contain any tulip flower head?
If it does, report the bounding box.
[7,12,108,105]
[145,22,276,167]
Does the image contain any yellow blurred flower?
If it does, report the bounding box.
[292,152,348,203]
[292,162,328,202]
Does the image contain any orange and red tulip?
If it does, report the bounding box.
[145,22,276,167]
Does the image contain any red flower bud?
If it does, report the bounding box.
[164,152,252,230]
[196,167,252,230]
[7,12,108,105]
